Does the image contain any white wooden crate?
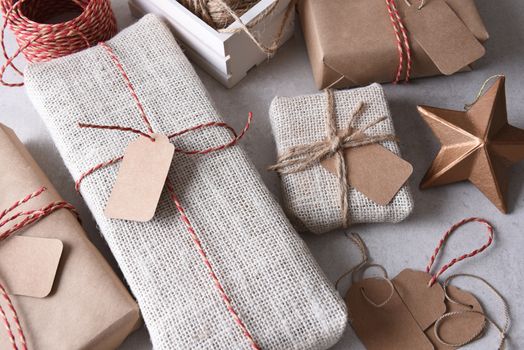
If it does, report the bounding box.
[129,0,295,88]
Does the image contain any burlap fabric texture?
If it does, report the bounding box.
[24,14,347,350]
[269,84,414,234]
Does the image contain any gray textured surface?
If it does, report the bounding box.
[0,0,522,349]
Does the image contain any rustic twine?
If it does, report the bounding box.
[0,0,116,86]
[74,41,260,350]
[269,89,396,228]
[426,217,494,287]
[386,0,413,83]
[179,0,259,28]
[464,74,506,111]
[404,0,426,10]
[0,187,79,350]
[435,274,510,350]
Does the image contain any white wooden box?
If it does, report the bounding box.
[128,0,295,88]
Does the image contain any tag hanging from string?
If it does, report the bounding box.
[340,217,503,350]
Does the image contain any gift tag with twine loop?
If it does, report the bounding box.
[337,218,510,350]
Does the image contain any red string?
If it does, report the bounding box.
[0,186,79,350]
[426,218,494,287]
[0,0,116,87]
[385,0,412,83]
[75,42,260,349]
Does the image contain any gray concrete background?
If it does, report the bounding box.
[0,0,522,348]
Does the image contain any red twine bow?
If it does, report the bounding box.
[0,186,79,350]
[426,217,494,287]
[75,42,260,350]
[385,0,413,83]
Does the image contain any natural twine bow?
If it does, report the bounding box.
[269,89,396,227]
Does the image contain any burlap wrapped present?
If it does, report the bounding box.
[24,15,347,350]
[269,84,414,234]
[0,124,141,349]
[298,0,489,89]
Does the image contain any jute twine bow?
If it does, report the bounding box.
[0,187,79,350]
[269,89,396,228]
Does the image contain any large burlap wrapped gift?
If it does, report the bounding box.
[270,84,414,234]
[24,14,347,350]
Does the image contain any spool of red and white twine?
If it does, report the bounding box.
[0,0,117,87]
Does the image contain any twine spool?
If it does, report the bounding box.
[179,0,260,29]
[0,0,117,86]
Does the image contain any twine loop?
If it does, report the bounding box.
[404,0,426,10]
[0,186,79,350]
[269,89,396,228]
[435,274,510,349]
[464,74,505,111]
[0,0,117,87]
[426,217,494,287]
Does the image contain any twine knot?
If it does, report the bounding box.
[269,89,396,227]
[329,135,343,154]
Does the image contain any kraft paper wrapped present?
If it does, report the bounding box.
[298,0,489,89]
[0,124,141,349]
[24,15,347,350]
[269,85,414,234]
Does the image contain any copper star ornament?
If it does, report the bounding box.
[417,76,524,213]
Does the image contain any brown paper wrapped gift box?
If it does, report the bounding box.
[298,0,489,89]
[0,124,141,349]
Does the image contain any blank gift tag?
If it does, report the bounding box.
[105,134,174,222]
[425,285,485,349]
[346,277,434,350]
[321,144,413,205]
[0,236,63,298]
[398,0,485,75]
[392,269,447,330]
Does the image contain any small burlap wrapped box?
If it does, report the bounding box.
[24,15,347,350]
[270,84,414,234]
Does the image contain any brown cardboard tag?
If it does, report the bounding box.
[426,285,485,349]
[105,134,174,222]
[0,236,63,298]
[346,277,434,350]
[347,269,487,350]
[392,269,447,330]
[321,144,413,205]
[398,0,485,75]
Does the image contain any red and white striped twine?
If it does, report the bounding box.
[75,42,260,349]
[426,217,494,287]
[0,186,79,350]
[0,0,116,87]
[385,0,413,83]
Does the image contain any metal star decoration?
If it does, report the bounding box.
[417,76,524,213]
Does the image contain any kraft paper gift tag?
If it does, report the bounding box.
[321,143,413,205]
[0,123,141,350]
[343,219,495,350]
[105,133,174,221]
[346,267,485,350]
[0,236,63,298]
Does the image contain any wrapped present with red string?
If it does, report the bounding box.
[269,85,414,234]
[298,0,489,89]
[24,15,347,350]
[0,124,141,350]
